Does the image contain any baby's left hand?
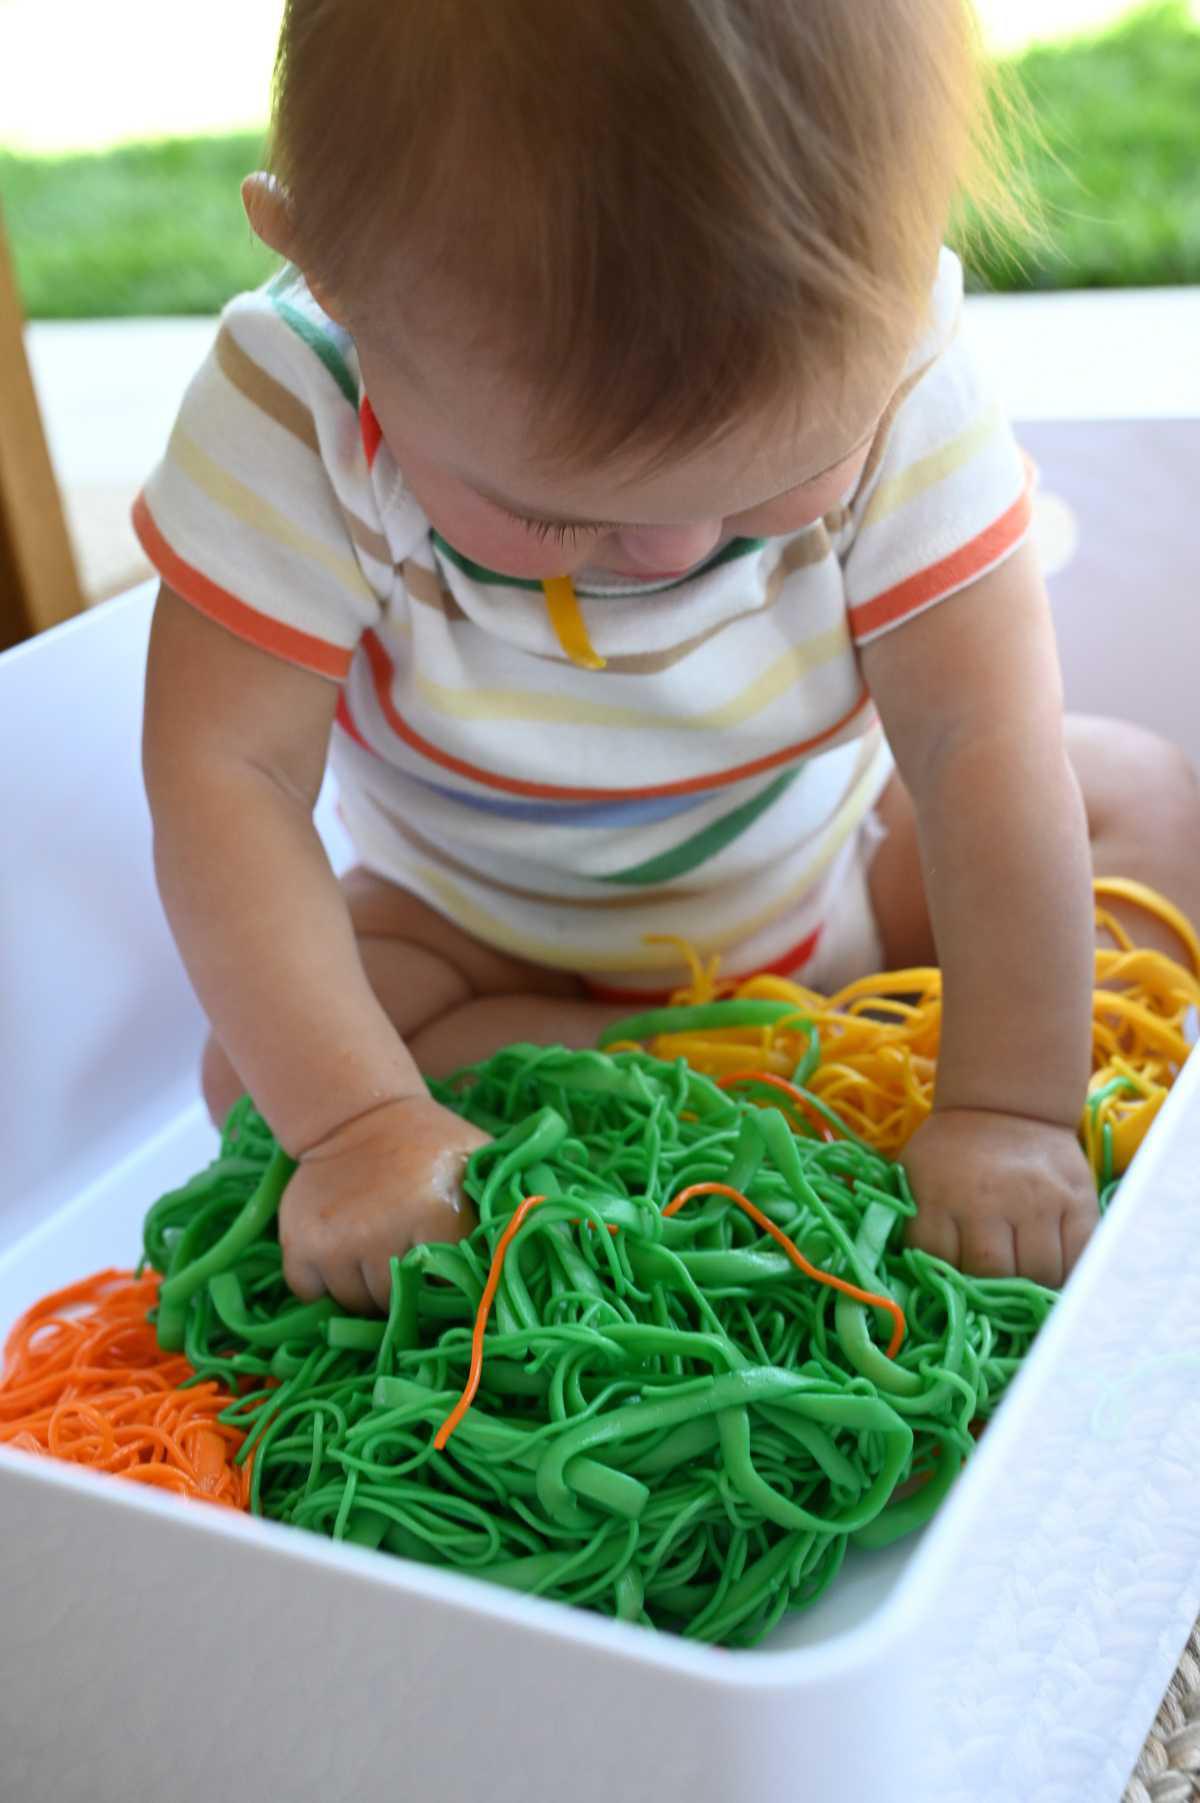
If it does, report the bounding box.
[901,1108,1099,1288]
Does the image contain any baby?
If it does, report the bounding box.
[137,0,1199,1314]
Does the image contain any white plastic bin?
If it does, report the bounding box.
[2,520,1199,1803]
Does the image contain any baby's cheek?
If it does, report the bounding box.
[403,472,580,579]
[730,447,873,538]
[733,493,828,538]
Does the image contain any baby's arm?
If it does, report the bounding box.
[143,586,489,1309]
[858,537,1099,1285]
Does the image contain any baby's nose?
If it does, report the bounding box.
[616,520,723,575]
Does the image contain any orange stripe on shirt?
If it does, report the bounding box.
[360,397,383,468]
[132,493,353,682]
[335,690,372,749]
[848,485,1033,643]
[359,628,873,800]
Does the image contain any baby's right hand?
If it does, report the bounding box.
[279,1094,489,1312]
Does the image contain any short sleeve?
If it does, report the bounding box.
[132,275,390,681]
[841,247,1032,647]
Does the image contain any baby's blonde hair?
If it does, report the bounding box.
[270,0,1008,467]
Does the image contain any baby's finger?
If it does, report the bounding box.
[316,1255,376,1316]
[905,1204,961,1269]
[282,1255,327,1303]
[361,1257,394,1314]
[958,1216,1017,1280]
[1013,1219,1064,1290]
[1061,1205,1099,1279]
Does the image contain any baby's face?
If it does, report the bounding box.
[353,311,896,583]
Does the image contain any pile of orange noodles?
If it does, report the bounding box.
[0,1269,251,1508]
[627,878,1200,1182]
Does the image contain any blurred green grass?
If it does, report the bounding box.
[968,2,1200,289]
[1,134,276,317]
[2,2,1197,318]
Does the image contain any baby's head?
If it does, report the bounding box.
[249,0,998,581]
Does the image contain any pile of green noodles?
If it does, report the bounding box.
[141,1044,1055,1647]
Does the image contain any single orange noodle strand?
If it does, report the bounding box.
[664,1182,906,1358]
[434,1195,548,1450]
[716,1069,838,1140]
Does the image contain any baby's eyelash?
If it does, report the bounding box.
[498,506,618,544]
[526,518,588,545]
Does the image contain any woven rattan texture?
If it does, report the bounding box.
[1125,1621,1200,1802]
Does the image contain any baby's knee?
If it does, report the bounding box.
[1114,730,1197,843]
[1072,718,1199,846]
[1146,737,1200,842]
[1071,720,1200,961]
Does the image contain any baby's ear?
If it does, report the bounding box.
[241,172,348,325]
[241,172,296,259]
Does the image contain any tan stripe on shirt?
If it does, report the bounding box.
[216,326,393,569]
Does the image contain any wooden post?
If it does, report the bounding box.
[0,198,83,649]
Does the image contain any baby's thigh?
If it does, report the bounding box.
[1063,715,1200,957]
[202,871,579,1125]
[340,868,583,1009]
[866,716,1200,970]
[1063,715,1199,861]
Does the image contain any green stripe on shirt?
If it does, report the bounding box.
[599,765,798,886]
[269,291,360,410]
[431,530,767,595]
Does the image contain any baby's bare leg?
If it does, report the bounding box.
[409,993,634,1079]
[201,868,593,1123]
[868,716,1200,966]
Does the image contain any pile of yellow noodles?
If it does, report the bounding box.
[628,879,1199,1183]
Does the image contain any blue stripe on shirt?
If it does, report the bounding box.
[406,771,714,828]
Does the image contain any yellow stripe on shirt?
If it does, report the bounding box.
[171,429,376,602]
[860,406,1001,530]
[412,620,853,733]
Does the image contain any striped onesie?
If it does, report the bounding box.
[134,247,1031,997]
